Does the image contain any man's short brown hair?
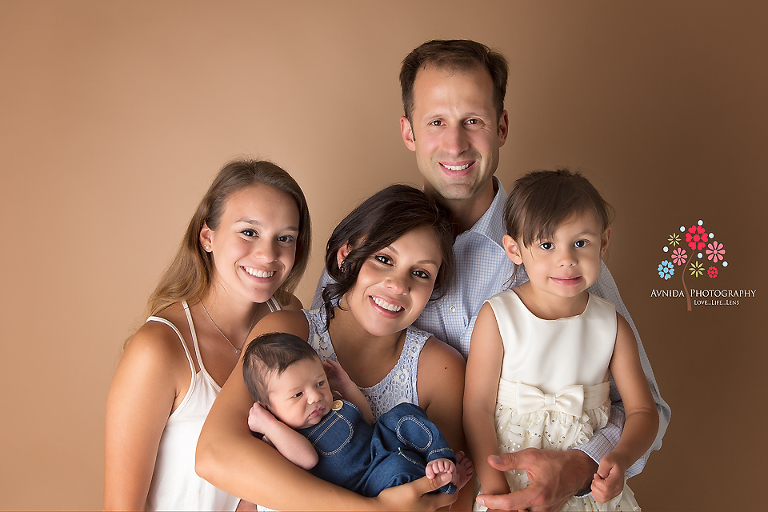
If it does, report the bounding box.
[399,39,508,125]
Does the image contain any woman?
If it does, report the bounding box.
[197,185,471,510]
[104,159,311,510]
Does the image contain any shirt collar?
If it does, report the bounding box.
[462,177,508,248]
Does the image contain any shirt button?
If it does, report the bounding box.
[449,305,456,312]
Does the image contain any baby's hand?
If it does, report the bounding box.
[247,402,276,434]
[592,453,625,503]
[323,359,354,395]
[426,457,456,480]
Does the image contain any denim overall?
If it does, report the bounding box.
[298,400,456,496]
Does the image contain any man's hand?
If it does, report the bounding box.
[475,449,597,511]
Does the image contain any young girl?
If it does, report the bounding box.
[464,169,659,511]
[104,159,311,511]
[197,184,474,511]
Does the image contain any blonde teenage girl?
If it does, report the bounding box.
[464,170,658,511]
[104,159,310,511]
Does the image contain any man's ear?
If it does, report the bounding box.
[200,222,213,252]
[400,116,416,151]
[600,227,612,257]
[502,234,524,265]
[336,243,351,270]
[497,110,509,147]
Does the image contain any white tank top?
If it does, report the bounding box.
[145,298,280,511]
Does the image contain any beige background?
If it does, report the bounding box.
[1,1,766,510]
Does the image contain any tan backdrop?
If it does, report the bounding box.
[1,1,765,510]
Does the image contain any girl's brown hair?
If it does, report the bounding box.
[504,168,613,248]
[147,159,311,317]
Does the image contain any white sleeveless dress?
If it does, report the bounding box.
[145,298,280,511]
[478,290,640,512]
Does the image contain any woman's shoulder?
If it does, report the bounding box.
[116,309,193,389]
[279,294,303,311]
[419,335,465,370]
[415,335,466,415]
[251,308,310,339]
[126,304,191,367]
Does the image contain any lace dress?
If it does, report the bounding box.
[478,291,640,512]
[302,308,430,420]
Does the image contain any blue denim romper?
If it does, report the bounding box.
[298,399,456,497]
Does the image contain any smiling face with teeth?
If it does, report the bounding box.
[400,65,508,222]
[340,226,443,338]
[200,184,300,306]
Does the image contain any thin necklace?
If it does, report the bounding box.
[199,299,259,355]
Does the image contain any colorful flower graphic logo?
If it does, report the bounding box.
[658,219,728,310]
[658,261,674,280]
[668,233,681,247]
[689,261,704,277]
[706,241,725,263]
[671,248,687,266]
[686,225,709,251]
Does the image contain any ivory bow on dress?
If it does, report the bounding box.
[514,382,584,417]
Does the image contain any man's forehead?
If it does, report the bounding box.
[417,61,487,79]
[411,64,496,112]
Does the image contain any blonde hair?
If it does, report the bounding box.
[146,159,311,317]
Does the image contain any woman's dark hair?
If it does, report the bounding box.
[504,168,613,248]
[321,184,455,331]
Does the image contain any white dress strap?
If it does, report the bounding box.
[182,300,219,390]
[266,296,281,313]
[147,298,281,394]
[146,302,196,379]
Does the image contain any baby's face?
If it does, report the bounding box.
[267,357,333,429]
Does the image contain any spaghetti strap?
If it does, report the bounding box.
[147,298,281,393]
[146,309,196,378]
[266,296,281,313]
[183,301,218,388]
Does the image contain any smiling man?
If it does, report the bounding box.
[400,62,505,232]
[398,39,669,511]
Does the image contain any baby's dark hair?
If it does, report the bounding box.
[321,184,456,331]
[504,169,613,247]
[242,332,321,404]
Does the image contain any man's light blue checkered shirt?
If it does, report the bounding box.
[312,179,669,478]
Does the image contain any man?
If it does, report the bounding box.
[316,39,670,511]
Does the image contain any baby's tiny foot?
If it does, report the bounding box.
[454,451,474,490]
[426,457,454,479]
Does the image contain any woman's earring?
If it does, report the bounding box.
[339,259,345,273]
[203,245,211,252]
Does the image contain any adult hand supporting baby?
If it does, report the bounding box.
[476,449,597,511]
[376,472,455,511]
